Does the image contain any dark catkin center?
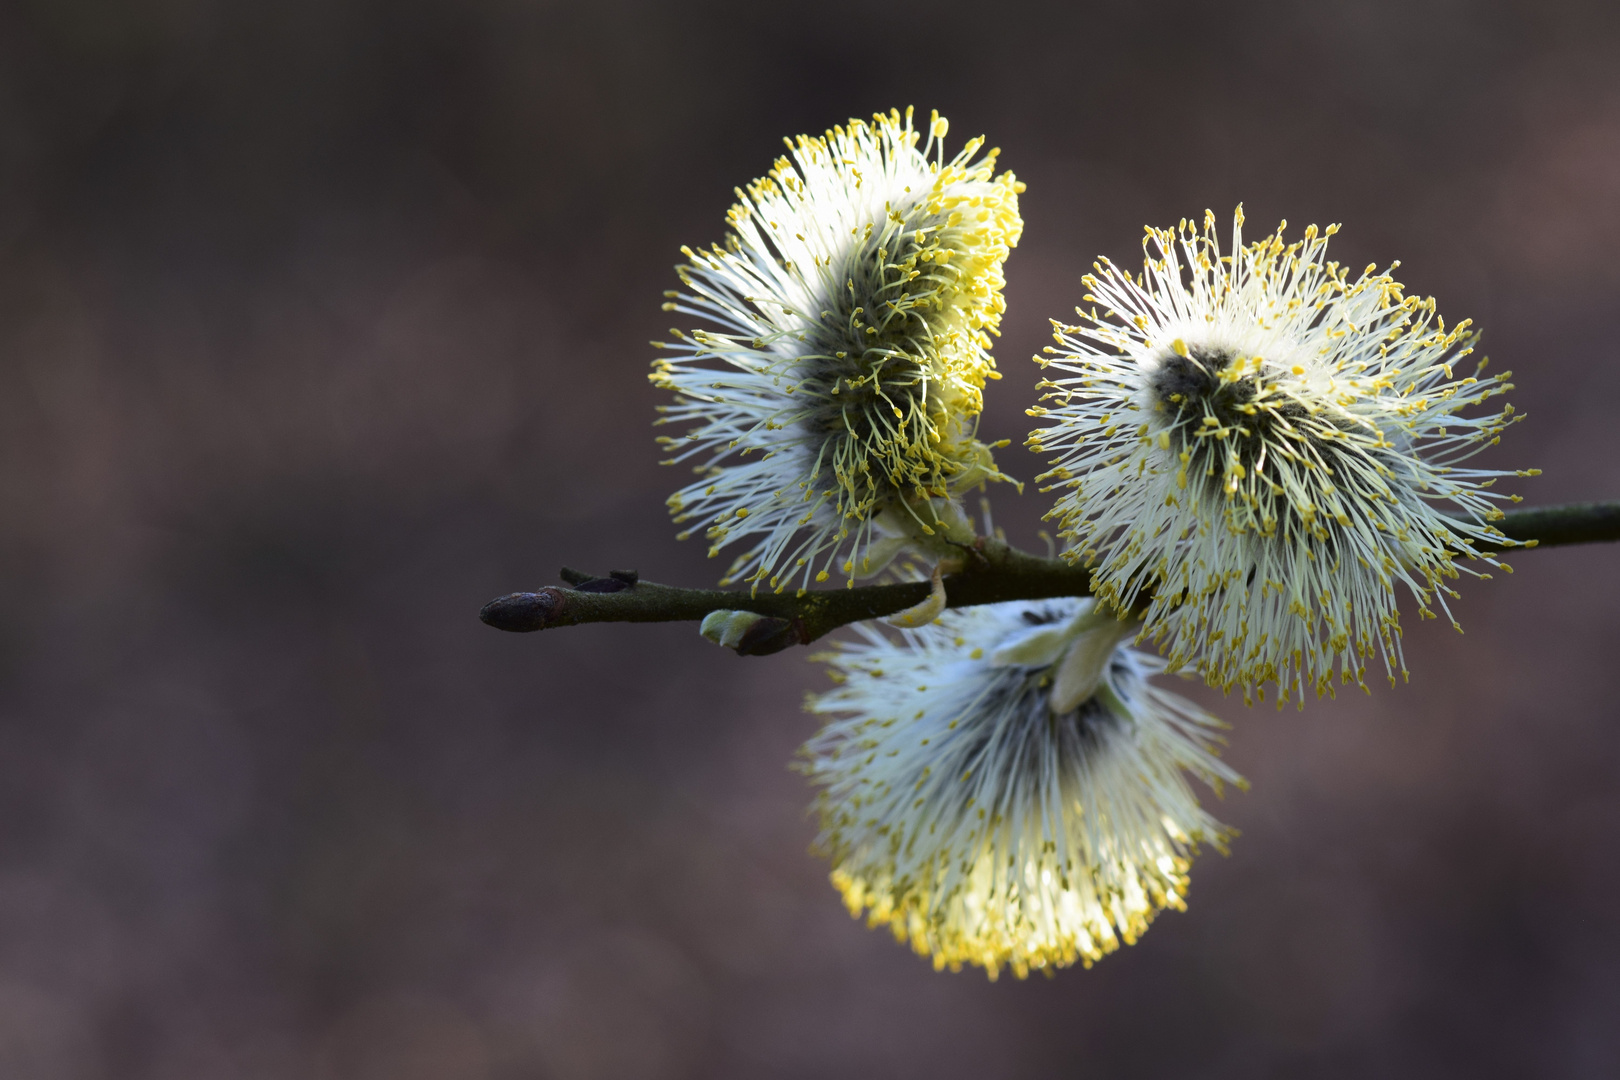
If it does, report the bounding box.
[958,673,1124,788]
[1150,344,1310,474]
[1056,681,1125,756]
[796,228,967,498]
[942,617,1136,794]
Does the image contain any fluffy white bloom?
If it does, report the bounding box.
[1028,209,1536,704]
[800,597,1242,979]
[652,108,1024,594]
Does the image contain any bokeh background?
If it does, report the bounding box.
[1,0,1618,1076]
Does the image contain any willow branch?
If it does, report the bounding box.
[479,501,1620,655]
[1492,500,1620,547]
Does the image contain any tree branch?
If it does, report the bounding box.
[479,500,1620,655]
[1493,500,1620,547]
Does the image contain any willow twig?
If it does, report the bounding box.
[1493,500,1620,547]
[479,501,1620,655]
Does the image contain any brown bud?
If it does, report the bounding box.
[479,589,566,632]
[734,616,803,656]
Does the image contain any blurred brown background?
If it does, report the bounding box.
[0,0,1617,1076]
